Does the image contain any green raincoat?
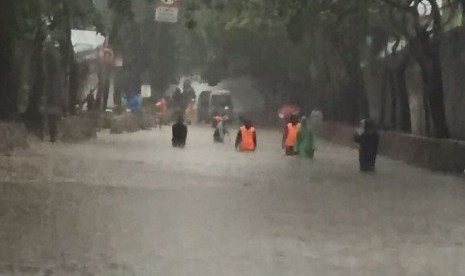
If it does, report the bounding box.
[295,117,315,158]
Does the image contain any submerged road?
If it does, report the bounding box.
[0,125,464,275]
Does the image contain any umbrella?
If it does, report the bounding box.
[278,104,301,119]
[213,115,224,122]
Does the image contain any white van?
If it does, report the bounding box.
[209,90,234,119]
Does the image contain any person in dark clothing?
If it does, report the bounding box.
[235,119,257,151]
[172,88,183,109]
[171,88,184,121]
[172,117,188,148]
[354,119,380,172]
[81,89,96,111]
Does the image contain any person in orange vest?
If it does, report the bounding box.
[235,119,257,152]
[282,114,300,156]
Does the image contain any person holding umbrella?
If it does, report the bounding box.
[278,104,301,120]
[354,119,380,172]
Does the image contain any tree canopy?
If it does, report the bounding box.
[1,0,465,138]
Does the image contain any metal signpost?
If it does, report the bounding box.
[152,0,181,98]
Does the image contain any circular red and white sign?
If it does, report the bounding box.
[97,46,114,64]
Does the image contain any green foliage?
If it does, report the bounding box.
[2,0,464,130]
[0,0,105,119]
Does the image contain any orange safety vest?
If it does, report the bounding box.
[285,123,300,146]
[240,126,256,151]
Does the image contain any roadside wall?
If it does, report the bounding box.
[59,116,99,143]
[0,122,28,156]
[316,122,465,174]
[109,112,155,134]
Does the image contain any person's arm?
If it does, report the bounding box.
[253,131,257,150]
[282,125,288,148]
[80,96,88,106]
[309,129,315,149]
[295,130,302,150]
[374,132,380,153]
[235,130,242,149]
[183,125,188,139]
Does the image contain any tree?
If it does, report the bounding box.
[0,0,103,123]
[104,0,182,105]
[0,0,20,120]
[181,0,373,122]
[377,0,456,138]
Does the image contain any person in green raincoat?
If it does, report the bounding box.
[294,117,315,158]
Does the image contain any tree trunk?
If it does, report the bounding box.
[102,73,111,111]
[388,71,397,129]
[344,51,369,123]
[424,67,449,138]
[114,69,123,108]
[396,66,412,133]
[423,88,432,136]
[414,4,450,138]
[60,16,73,116]
[68,54,79,115]
[379,70,389,129]
[96,64,104,110]
[0,0,18,120]
[414,37,450,138]
[25,30,46,134]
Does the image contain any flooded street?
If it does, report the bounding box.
[1,126,465,275]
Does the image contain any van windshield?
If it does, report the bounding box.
[211,95,231,107]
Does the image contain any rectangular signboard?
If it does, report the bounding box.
[141,85,152,98]
[155,0,181,23]
[155,6,179,23]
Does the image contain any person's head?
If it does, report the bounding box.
[243,119,252,129]
[289,114,299,125]
[177,117,184,124]
[300,116,308,127]
[183,79,192,89]
[363,119,376,132]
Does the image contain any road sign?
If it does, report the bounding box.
[114,55,123,67]
[141,85,152,98]
[155,7,179,23]
[155,0,181,23]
